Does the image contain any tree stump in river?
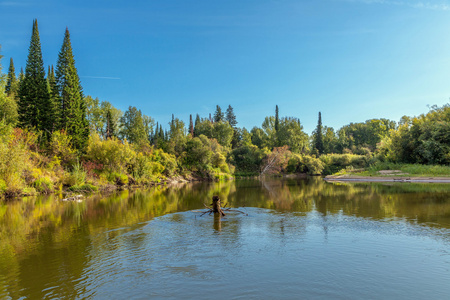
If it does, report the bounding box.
[212,196,226,216]
[200,196,247,217]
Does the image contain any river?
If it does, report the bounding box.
[1,177,449,299]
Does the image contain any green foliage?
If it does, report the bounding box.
[47,65,60,130]
[378,104,450,165]
[365,162,450,177]
[225,105,237,127]
[56,28,89,151]
[155,150,177,177]
[301,155,325,175]
[320,153,372,175]
[167,117,186,156]
[63,161,86,187]
[286,154,324,175]
[129,152,164,182]
[18,20,52,136]
[229,144,268,173]
[0,128,35,196]
[107,172,128,185]
[48,130,77,167]
[183,136,211,169]
[194,118,214,139]
[212,121,234,148]
[0,93,18,126]
[33,176,53,193]
[277,117,309,153]
[5,58,19,98]
[86,133,135,173]
[337,118,396,153]
[213,105,224,122]
[120,106,150,144]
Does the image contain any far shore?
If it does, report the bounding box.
[324,175,450,183]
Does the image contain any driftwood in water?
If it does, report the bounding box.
[61,195,84,202]
[201,196,247,216]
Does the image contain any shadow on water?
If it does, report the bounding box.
[1,177,450,299]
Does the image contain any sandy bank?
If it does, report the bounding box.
[324,175,450,183]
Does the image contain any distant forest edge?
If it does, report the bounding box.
[1,20,449,198]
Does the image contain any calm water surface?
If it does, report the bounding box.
[1,177,450,299]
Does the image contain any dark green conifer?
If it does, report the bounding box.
[194,114,200,137]
[56,27,89,151]
[315,112,324,155]
[226,105,237,128]
[105,108,116,139]
[159,124,165,140]
[5,58,19,97]
[214,105,224,122]
[47,65,61,130]
[188,114,194,137]
[275,105,279,132]
[18,67,24,83]
[18,20,52,134]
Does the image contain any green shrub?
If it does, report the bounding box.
[33,176,53,193]
[107,172,129,185]
[0,179,6,193]
[86,134,136,173]
[63,161,86,187]
[320,153,372,175]
[49,130,77,167]
[302,155,324,175]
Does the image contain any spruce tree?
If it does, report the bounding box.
[105,108,116,139]
[213,105,224,123]
[225,105,237,128]
[18,20,52,134]
[194,114,200,137]
[47,65,61,130]
[275,105,279,132]
[189,114,194,137]
[315,112,324,155]
[56,27,89,151]
[18,68,24,83]
[5,57,19,97]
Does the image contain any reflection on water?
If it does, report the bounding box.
[1,178,450,299]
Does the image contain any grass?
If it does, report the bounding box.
[346,162,450,177]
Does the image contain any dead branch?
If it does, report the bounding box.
[198,196,247,217]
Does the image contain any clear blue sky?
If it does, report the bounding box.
[1,0,450,133]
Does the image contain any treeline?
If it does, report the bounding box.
[1,20,449,198]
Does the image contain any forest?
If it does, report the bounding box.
[1,20,449,198]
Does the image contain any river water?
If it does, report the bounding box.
[1,177,449,299]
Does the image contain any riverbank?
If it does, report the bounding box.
[325,173,450,183]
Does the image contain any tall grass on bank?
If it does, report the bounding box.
[363,162,450,177]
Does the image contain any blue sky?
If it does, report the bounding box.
[1,0,450,133]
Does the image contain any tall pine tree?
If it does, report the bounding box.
[225,105,237,128]
[18,20,52,134]
[47,65,61,131]
[56,27,89,151]
[213,105,224,122]
[275,105,279,132]
[315,111,324,155]
[189,114,194,137]
[5,58,19,97]
[194,114,200,137]
[105,108,116,139]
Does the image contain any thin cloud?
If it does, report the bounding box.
[81,76,121,80]
[339,0,450,10]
